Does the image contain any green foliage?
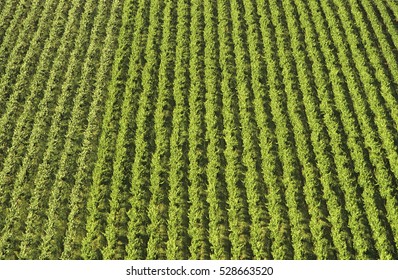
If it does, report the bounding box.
[82,0,140,260]
[165,0,191,260]
[1,0,398,260]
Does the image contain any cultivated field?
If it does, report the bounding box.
[1,0,398,259]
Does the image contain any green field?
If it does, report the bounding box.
[1,0,398,260]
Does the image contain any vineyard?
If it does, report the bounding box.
[0,0,398,260]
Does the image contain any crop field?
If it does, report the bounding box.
[0,0,398,260]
